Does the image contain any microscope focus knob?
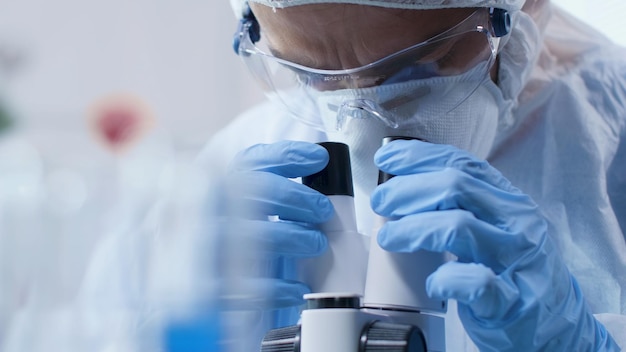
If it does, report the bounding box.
[360,321,427,352]
[260,325,301,352]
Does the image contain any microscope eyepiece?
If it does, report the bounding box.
[377,136,425,185]
[303,142,354,197]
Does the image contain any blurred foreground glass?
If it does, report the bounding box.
[0,122,279,352]
[0,124,172,350]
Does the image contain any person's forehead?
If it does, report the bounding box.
[249,3,480,70]
[250,3,476,39]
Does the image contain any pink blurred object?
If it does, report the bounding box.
[89,94,155,153]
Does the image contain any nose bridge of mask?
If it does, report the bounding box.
[327,86,433,131]
[316,62,490,134]
[337,99,399,131]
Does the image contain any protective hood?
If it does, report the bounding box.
[230,0,526,17]
[493,0,550,133]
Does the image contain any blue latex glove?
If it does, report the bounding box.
[218,140,332,315]
[371,140,619,351]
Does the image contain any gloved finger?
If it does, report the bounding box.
[378,209,534,272]
[230,219,328,258]
[229,171,334,223]
[426,261,519,321]
[230,141,329,178]
[371,168,540,232]
[374,139,519,193]
[219,278,310,310]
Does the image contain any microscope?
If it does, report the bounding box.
[261,138,447,352]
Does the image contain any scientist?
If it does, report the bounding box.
[201,0,626,350]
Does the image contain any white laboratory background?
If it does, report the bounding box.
[552,0,626,47]
[0,0,265,150]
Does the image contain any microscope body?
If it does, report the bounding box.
[261,140,447,352]
[297,294,446,352]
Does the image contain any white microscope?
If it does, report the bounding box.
[261,138,447,352]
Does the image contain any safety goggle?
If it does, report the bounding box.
[232,5,511,130]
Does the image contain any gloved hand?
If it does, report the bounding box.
[217,140,332,313]
[370,139,619,351]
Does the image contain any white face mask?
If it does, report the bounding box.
[313,70,505,194]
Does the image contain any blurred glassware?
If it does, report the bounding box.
[0,101,11,133]
[0,36,27,133]
[0,119,212,351]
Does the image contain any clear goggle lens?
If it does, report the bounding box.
[235,8,508,131]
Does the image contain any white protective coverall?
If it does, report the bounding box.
[200,0,626,349]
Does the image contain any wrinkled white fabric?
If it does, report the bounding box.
[202,1,626,348]
[230,0,525,18]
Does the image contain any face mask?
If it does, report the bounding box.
[313,69,505,195]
